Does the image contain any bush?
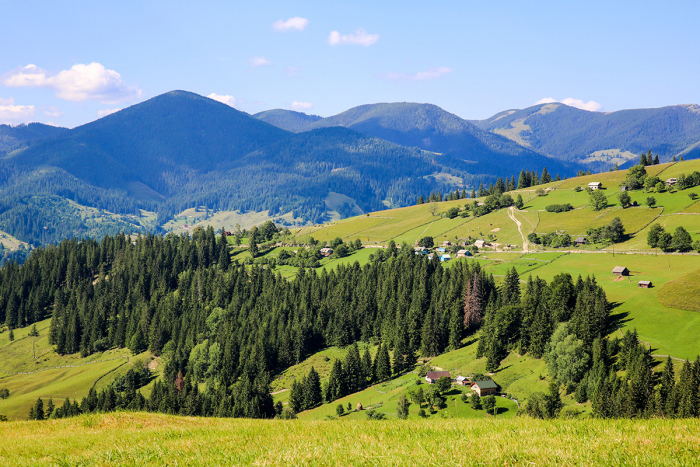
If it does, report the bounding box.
[0,388,8,399]
[446,207,459,219]
[417,237,434,249]
[545,204,573,213]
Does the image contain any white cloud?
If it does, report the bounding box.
[207,93,237,107]
[272,17,308,32]
[535,97,602,112]
[44,106,63,118]
[327,29,379,46]
[249,56,272,67]
[291,101,313,110]
[2,63,142,104]
[379,66,453,82]
[0,97,36,124]
[97,108,121,117]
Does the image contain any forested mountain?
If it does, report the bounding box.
[295,103,574,177]
[0,123,67,154]
[473,103,700,166]
[253,109,322,132]
[0,92,494,247]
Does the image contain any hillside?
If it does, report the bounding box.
[474,102,700,166]
[0,92,484,246]
[302,102,575,178]
[0,123,67,155]
[254,109,322,132]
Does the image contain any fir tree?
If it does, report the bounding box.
[374,343,391,383]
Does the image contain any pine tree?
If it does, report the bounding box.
[374,343,391,383]
[361,347,373,385]
[417,195,424,205]
[545,381,562,418]
[303,367,322,410]
[517,171,528,189]
[541,167,552,184]
[471,188,476,199]
[659,356,675,416]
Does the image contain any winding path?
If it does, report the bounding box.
[508,207,532,253]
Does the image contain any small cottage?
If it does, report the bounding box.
[666,178,678,186]
[456,249,471,258]
[620,186,628,192]
[588,182,603,190]
[437,247,447,253]
[474,240,486,248]
[440,254,451,262]
[442,241,452,246]
[574,237,586,246]
[320,247,334,257]
[471,380,499,396]
[638,280,652,288]
[425,371,451,384]
[455,376,470,386]
[612,266,629,276]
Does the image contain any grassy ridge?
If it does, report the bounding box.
[0,412,699,466]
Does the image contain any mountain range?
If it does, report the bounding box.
[1,90,699,249]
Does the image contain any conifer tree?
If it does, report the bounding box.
[303,367,322,410]
[361,347,373,385]
[541,167,551,184]
[289,378,304,412]
[374,343,391,383]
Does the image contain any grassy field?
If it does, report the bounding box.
[0,319,155,420]
[658,269,700,312]
[0,412,699,466]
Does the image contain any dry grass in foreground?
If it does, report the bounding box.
[0,412,699,466]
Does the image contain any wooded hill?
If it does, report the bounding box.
[2,92,568,248]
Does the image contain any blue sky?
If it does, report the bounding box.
[2,0,699,127]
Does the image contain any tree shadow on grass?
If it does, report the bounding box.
[493,364,513,374]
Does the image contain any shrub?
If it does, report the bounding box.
[545,204,573,213]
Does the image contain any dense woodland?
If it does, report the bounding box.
[0,223,646,421]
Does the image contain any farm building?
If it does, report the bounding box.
[574,237,586,246]
[612,266,629,276]
[320,247,333,257]
[442,241,452,246]
[456,249,472,258]
[471,380,499,396]
[638,280,652,288]
[437,247,447,253]
[588,182,603,190]
[440,254,451,262]
[414,247,426,255]
[666,178,678,186]
[620,186,629,192]
[425,371,451,384]
[455,376,470,386]
[474,240,487,248]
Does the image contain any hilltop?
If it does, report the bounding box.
[0,92,502,246]
[473,102,700,167]
[256,102,574,177]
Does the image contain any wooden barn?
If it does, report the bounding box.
[612,266,629,276]
[638,280,652,288]
[471,380,499,397]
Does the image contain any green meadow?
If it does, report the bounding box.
[0,413,698,466]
